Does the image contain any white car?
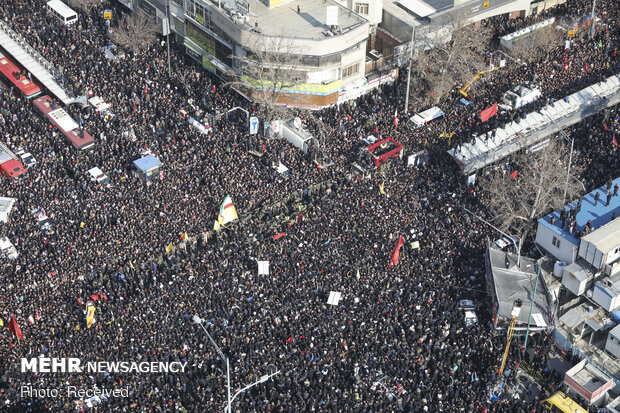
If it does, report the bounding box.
[0,237,18,260]
[32,208,52,233]
[459,299,478,327]
[16,149,37,169]
[88,167,110,187]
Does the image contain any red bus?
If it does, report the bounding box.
[0,51,43,99]
[33,95,95,150]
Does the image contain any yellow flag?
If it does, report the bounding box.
[86,305,96,328]
[213,220,221,231]
[181,232,188,241]
[80,222,85,228]
[379,181,385,195]
[356,268,360,280]
[0,318,3,327]
[129,261,135,270]
[165,242,174,254]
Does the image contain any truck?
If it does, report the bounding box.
[499,83,541,111]
[0,142,28,183]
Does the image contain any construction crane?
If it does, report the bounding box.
[498,299,522,375]
[489,299,522,402]
[459,67,499,97]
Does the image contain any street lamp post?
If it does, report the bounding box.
[193,315,280,413]
[590,0,596,38]
[404,27,416,114]
[463,207,521,266]
[193,315,231,413]
[522,259,541,351]
[542,112,574,204]
[489,49,523,69]
[166,0,172,78]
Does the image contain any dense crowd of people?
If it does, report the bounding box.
[0,0,617,411]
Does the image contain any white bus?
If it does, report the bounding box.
[46,0,78,25]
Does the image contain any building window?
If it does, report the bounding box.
[342,63,359,78]
[355,2,369,15]
[171,0,182,5]
[552,236,561,248]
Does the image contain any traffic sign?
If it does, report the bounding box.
[103,10,112,20]
[567,30,576,37]
[249,117,259,135]
[483,1,489,8]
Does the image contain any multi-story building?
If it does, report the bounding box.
[166,0,371,108]
[126,0,570,108]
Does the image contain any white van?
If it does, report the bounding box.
[88,167,110,186]
[407,107,445,128]
[47,0,78,25]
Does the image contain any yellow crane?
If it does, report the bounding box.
[459,67,499,97]
[498,299,522,375]
[489,299,522,402]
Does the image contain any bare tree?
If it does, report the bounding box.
[66,0,101,13]
[481,140,583,256]
[508,25,564,63]
[229,36,307,123]
[110,12,157,54]
[407,22,490,109]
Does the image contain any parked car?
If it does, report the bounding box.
[459,299,478,327]
[88,167,110,187]
[16,148,37,169]
[32,208,52,233]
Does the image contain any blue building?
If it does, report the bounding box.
[536,176,620,265]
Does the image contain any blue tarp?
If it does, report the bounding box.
[458,98,471,107]
[133,155,161,173]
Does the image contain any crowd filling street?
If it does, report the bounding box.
[0,0,617,412]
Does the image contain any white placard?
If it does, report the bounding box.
[327,291,341,306]
[249,116,259,135]
[258,260,269,275]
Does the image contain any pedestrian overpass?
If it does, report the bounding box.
[0,19,75,105]
[448,74,620,176]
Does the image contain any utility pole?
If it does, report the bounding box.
[166,0,172,78]
[589,0,596,38]
[522,260,541,351]
[404,27,415,114]
[462,207,521,267]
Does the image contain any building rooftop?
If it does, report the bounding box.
[487,247,553,329]
[581,218,620,255]
[559,303,614,334]
[538,176,620,246]
[212,0,368,40]
[565,359,614,402]
[611,324,620,339]
[383,0,453,26]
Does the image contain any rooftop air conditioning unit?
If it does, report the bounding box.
[369,50,382,59]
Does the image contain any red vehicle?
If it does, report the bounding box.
[33,95,95,150]
[0,50,43,99]
[366,138,403,167]
[0,142,27,183]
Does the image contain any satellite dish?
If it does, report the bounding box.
[294,117,302,129]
